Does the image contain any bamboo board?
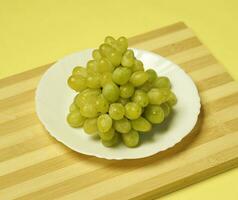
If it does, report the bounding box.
[0,22,238,200]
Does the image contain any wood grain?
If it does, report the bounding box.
[0,22,238,200]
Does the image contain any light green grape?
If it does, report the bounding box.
[99,127,115,141]
[92,49,102,61]
[112,66,132,85]
[72,66,87,77]
[102,83,120,102]
[132,90,149,107]
[67,75,87,92]
[144,105,164,124]
[97,58,114,73]
[122,129,139,147]
[87,71,101,89]
[153,76,171,89]
[114,117,131,134]
[75,88,100,108]
[69,102,79,112]
[117,97,129,106]
[132,59,144,72]
[67,110,85,128]
[130,71,148,87]
[109,103,125,120]
[146,69,157,83]
[101,131,119,147]
[80,103,98,118]
[99,43,113,57]
[83,118,98,134]
[97,114,112,133]
[139,81,153,92]
[100,72,113,87]
[96,94,109,114]
[107,51,122,67]
[148,88,170,105]
[125,102,142,120]
[86,60,98,72]
[120,83,134,98]
[167,91,177,106]
[160,103,171,118]
[121,50,135,68]
[117,36,128,53]
[104,36,116,46]
[131,117,152,132]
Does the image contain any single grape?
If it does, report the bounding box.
[69,102,79,112]
[144,105,164,124]
[72,66,87,77]
[109,103,125,120]
[101,131,119,147]
[107,51,122,67]
[67,110,85,128]
[83,118,98,134]
[67,75,87,92]
[99,43,113,57]
[114,117,131,134]
[146,69,157,83]
[120,83,134,98]
[87,71,101,89]
[104,36,116,46]
[148,88,170,105]
[124,102,142,120]
[98,127,115,141]
[132,59,144,72]
[102,83,120,102]
[80,103,98,118]
[75,88,101,108]
[97,57,114,73]
[117,97,130,106]
[112,66,132,85]
[121,50,135,68]
[131,117,152,132]
[160,102,171,118]
[167,91,177,106]
[132,89,149,107]
[153,76,171,89]
[117,36,128,53]
[122,129,139,147]
[101,72,113,87]
[92,49,102,61]
[86,60,98,72]
[96,94,109,114]
[97,114,112,133]
[130,71,148,87]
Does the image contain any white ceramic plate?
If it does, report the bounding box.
[35,48,201,160]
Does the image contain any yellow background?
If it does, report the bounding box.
[0,0,238,199]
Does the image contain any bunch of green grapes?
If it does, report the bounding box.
[67,36,177,148]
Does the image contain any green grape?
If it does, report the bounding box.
[160,103,171,118]
[86,60,98,72]
[139,81,153,92]
[101,131,119,147]
[144,105,165,124]
[83,118,98,134]
[148,88,170,105]
[101,72,113,87]
[131,117,152,132]
[130,71,148,87]
[69,102,79,112]
[117,36,128,54]
[99,127,115,141]
[97,114,112,133]
[114,117,131,134]
[121,50,135,68]
[75,88,101,108]
[72,66,87,77]
[86,71,101,89]
[120,83,134,98]
[92,49,102,61]
[97,57,114,73]
[132,90,149,107]
[109,103,125,120]
[67,110,85,128]
[102,83,120,102]
[132,59,144,72]
[122,129,139,147]
[80,103,98,118]
[112,66,132,85]
[117,97,129,106]
[146,69,157,83]
[104,36,116,46]
[167,91,177,106]
[96,94,109,114]
[124,102,142,120]
[99,43,114,57]
[153,76,171,89]
[107,51,122,67]
[67,75,87,92]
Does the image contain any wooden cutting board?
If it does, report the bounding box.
[0,22,238,200]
